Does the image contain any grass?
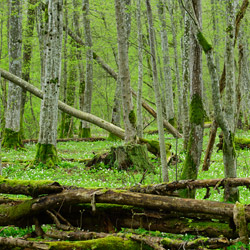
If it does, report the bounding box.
[0,128,249,248]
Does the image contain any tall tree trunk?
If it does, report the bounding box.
[81,0,93,138]
[20,0,37,139]
[167,0,182,129]
[2,0,23,149]
[180,0,205,198]
[59,0,68,139]
[136,0,143,138]
[115,0,136,142]
[34,0,63,167]
[223,0,238,202]
[181,1,191,149]
[71,0,86,137]
[157,0,175,125]
[146,0,169,182]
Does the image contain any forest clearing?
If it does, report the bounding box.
[0,0,250,249]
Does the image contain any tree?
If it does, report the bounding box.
[34,0,63,166]
[80,0,93,138]
[146,0,169,182]
[180,0,205,198]
[2,0,23,149]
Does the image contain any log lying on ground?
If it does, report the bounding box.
[129,177,250,195]
[0,177,63,197]
[217,135,250,151]
[22,137,106,144]
[2,187,250,227]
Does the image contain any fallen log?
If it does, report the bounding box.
[22,137,106,144]
[129,177,250,195]
[2,187,250,227]
[0,177,63,197]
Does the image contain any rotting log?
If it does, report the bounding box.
[22,137,106,144]
[0,177,63,197]
[129,177,250,195]
[2,187,250,227]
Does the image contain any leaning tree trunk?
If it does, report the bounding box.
[2,0,23,149]
[180,0,205,198]
[146,0,169,182]
[81,0,93,138]
[34,0,63,167]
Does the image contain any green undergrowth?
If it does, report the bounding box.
[0,129,249,249]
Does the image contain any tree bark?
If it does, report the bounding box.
[2,0,23,149]
[146,0,169,182]
[34,0,63,167]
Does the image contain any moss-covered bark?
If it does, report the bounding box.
[1,128,23,149]
[107,132,121,141]
[33,143,60,167]
[79,127,91,138]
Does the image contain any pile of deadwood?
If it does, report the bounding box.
[0,177,250,249]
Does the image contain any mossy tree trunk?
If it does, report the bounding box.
[2,0,23,149]
[34,0,63,167]
[180,0,204,198]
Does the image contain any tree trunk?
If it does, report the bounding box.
[157,0,175,124]
[115,0,136,142]
[34,0,63,167]
[180,0,204,198]
[81,0,93,138]
[146,0,168,182]
[20,0,37,139]
[2,0,23,149]
[136,0,143,138]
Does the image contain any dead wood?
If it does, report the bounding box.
[0,178,63,197]
[129,177,250,195]
[22,137,106,144]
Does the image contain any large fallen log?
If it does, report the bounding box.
[0,177,62,197]
[129,177,250,195]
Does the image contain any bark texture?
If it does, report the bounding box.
[3,0,23,149]
[35,0,63,166]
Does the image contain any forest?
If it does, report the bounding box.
[0,0,249,249]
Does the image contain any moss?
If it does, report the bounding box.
[129,110,136,128]
[107,132,121,141]
[197,32,212,53]
[80,127,91,138]
[139,138,171,158]
[33,143,60,167]
[48,236,149,250]
[189,94,205,125]
[1,128,24,149]
[0,177,53,187]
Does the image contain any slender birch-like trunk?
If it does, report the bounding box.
[223,0,238,202]
[34,0,63,167]
[2,0,23,149]
[115,0,136,142]
[182,1,191,149]
[167,0,182,129]
[146,0,168,182]
[180,0,204,198]
[81,0,93,138]
[136,0,143,138]
[157,0,175,124]
[20,0,37,139]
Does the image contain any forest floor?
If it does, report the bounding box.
[0,127,250,249]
